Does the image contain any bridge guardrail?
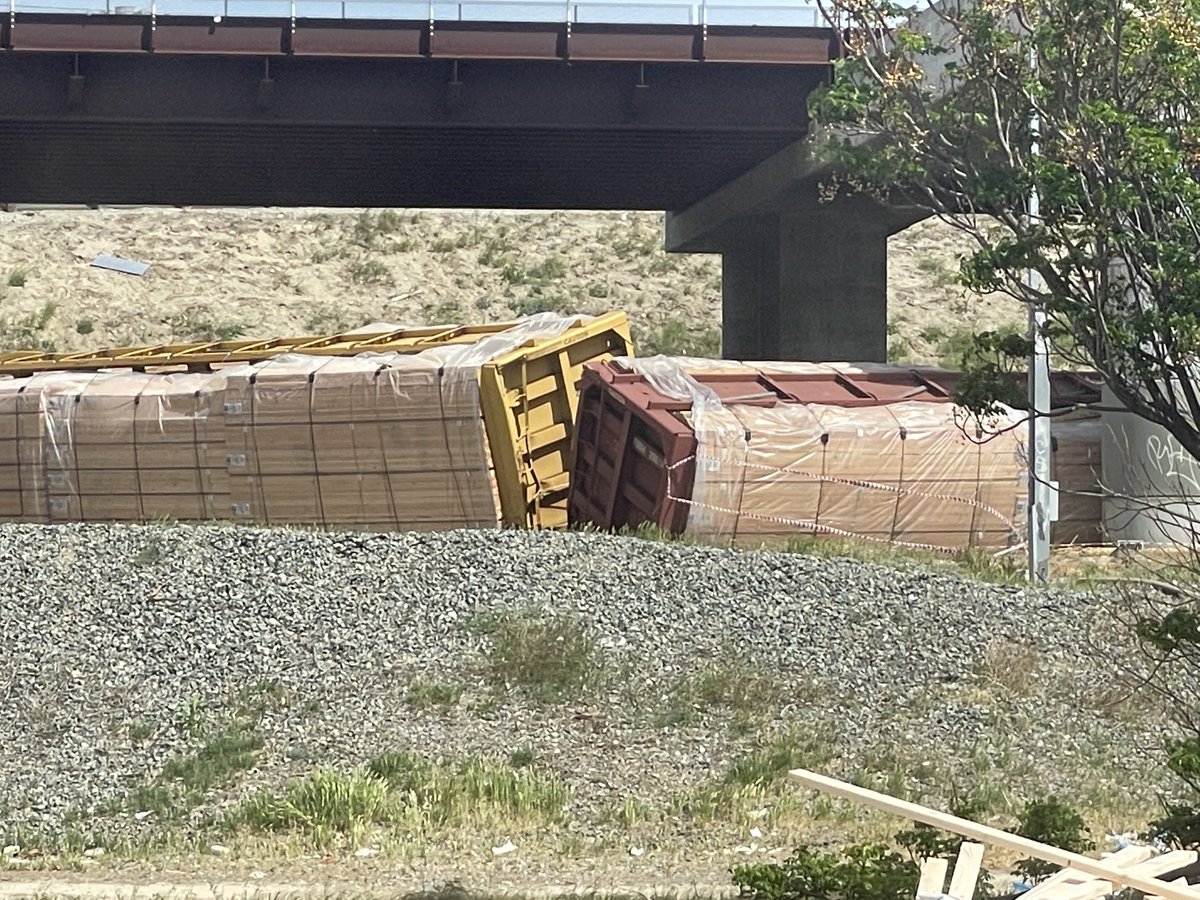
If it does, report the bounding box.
[7,0,821,26]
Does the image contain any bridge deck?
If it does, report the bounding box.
[2,11,833,62]
[1,4,835,209]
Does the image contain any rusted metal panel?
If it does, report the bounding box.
[703,28,833,64]
[568,362,697,536]
[151,23,283,55]
[430,24,561,59]
[568,29,695,62]
[291,25,423,57]
[10,21,145,53]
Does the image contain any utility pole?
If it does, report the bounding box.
[1027,45,1054,582]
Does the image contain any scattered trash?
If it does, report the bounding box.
[132,810,152,820]
[1,845,18,857]
[750,826,764,839]
[90,254,150,276]
[209,844,230,855]
[82,847,105,858]
[354,847,379,858]
[491,840,517,856]
[629,846,645,857]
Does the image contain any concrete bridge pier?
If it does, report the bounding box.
[719,207,890,361]
[664,140,925,363]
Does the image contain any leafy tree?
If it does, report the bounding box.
[810,0,1200,457]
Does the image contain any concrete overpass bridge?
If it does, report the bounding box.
[0,0,916,360]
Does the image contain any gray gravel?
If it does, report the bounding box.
[0,523,1173,849]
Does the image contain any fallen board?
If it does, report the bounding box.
[788,769,1200,900]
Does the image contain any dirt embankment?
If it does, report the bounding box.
[0,208,1020,361]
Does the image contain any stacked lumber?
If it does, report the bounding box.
[1051,409,1103,545]
[0,372,115,523]
[0,357,498,531]
[220,354,499,531]
[569,356,1027,551]
[38,371,226,523]
[686,399,1025,549]
[0,312,633,532]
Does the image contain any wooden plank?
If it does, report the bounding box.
[1022,848,1154,900]
[1133,851,1200,877]
[1149,876,1193,900]
[948,842,985,900]
[787,770,1200,900]
[1033,848,1200,900]
[917,857,949,900]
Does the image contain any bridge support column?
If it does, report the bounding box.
[719,207,889,362]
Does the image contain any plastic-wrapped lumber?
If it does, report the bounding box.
[1050,409,1103,545]
[220,353,499,531]
[0,370,227,524]
[0,312,633,533]
[38,371,228,523]
[569,357,1028,551]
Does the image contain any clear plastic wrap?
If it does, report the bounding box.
[1,312,607,532]
[38,371,228,523]
[616,356,1027,551]
[218,312,593,531]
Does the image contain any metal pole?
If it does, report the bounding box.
[1028,43,1053,582]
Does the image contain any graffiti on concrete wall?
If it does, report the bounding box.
[1146,433,1200,495]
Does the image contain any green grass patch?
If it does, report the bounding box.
[508,746,536,768]
[161,722,263,799]
[0,301,58,352]
[348,258,390,285]
[637,319,721,357]
[672,729,837,823]
[515,293,569,316]
[478,609,604,702]
[132,536,171,567]
[404,677,463,712]
[235,751,569,845]
[658,653,788,729]
[526,255,568,281]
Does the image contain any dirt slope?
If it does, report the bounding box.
[0,207,1021,363]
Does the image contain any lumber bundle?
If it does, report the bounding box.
[221,354,498,530]
[1051,409,1103,545]
[569,357,1029,551]
[39,371,227,523]
[685,399,1025,549]
[0,312,633,532]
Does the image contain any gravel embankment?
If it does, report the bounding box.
[0,523,1172,851]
